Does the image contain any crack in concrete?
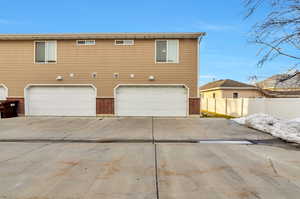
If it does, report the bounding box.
[0,143,52,164]
[0,139,277,144]
[268,157,279,176]
[152,117,155,144]
[154,144,160,199]
[152,117,160,199]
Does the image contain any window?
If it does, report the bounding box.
[35,41,57,63]
[213,93,216,98]
[233,92,239,98]
[76,40,96,45]
[115,40,134,45]
[155,40,179,63]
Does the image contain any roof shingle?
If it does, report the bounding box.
[261,89,300,98]
[257,72,300,89]
[200,79,255,90]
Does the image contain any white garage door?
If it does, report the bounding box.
[116,85,188,117]
[0,85,7,100]
[26,85,96,116]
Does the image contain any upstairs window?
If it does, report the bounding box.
[233,93,239,98]
[115,40,134,45]
[35,41,57,64]
[155,40,179,63]
[76,40,96,45]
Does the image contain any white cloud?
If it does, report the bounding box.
[193,21,236,32]
[200,75,217,79]
[0,19,26,25]
[0,19,11,24]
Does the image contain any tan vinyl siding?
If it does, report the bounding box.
[0,39,198,97]
[221,89,262,98]
[200,89,262,99]
[200,90,223,99]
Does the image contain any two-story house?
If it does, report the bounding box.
[0,32,205,117]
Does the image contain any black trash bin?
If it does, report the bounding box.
[0,100,19,118]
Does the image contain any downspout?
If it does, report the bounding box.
[197,34,205,98]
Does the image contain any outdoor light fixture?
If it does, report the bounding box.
[113,73,119,79]
[148,75,155,81]
[56,76,63,81]
[91,72,97,78]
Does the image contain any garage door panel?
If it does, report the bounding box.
[116,86,187,117]
[26,86,96,116]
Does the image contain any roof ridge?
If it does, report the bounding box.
[200,79,255,90]
[219,79,228,87]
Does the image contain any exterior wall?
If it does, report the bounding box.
[7,97,24,114]
[200,89,262,99]
[200,90,223,99]
[96,98,114,114]
[7,97,200,115]
[189,98,200,115]
[221,89,262,98]
[0,39,198,98]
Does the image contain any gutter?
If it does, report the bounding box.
[258,87,300,98]
[199,86,258,92]
[197,33,206,98]
[0,32,207,40]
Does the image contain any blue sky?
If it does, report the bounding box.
[0,0,297,85]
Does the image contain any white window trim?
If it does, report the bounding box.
[114,40,134,46]
[34,40,57,64]
[76,40,96,46]
[155,39,179,64]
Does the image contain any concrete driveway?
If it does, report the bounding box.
[158,144,300,199]
[0,117,299,199]
[0,117,273,141]
[0,117,152,141]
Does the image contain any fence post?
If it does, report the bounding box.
[225,98,228,115]
[206,98,208,111]
[214,98,217,113]
[241,98,244,117]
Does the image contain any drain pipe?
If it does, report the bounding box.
[197,33,206,99]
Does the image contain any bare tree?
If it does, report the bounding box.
[244,0,300,67]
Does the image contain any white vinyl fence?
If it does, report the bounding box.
[201,98,300,119]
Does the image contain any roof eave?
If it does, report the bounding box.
[0,32,206,40]
[199,87,258,92]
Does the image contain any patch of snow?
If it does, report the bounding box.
[245,114,280,133]
[231,117,246,125]
[290,118,300,123]
[231,114,300,144]
[272,120,300,144]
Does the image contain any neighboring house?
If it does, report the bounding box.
[199,79,262,99]
[256,71,300,91]
[256,71,300,98]
[0,32,205,117]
